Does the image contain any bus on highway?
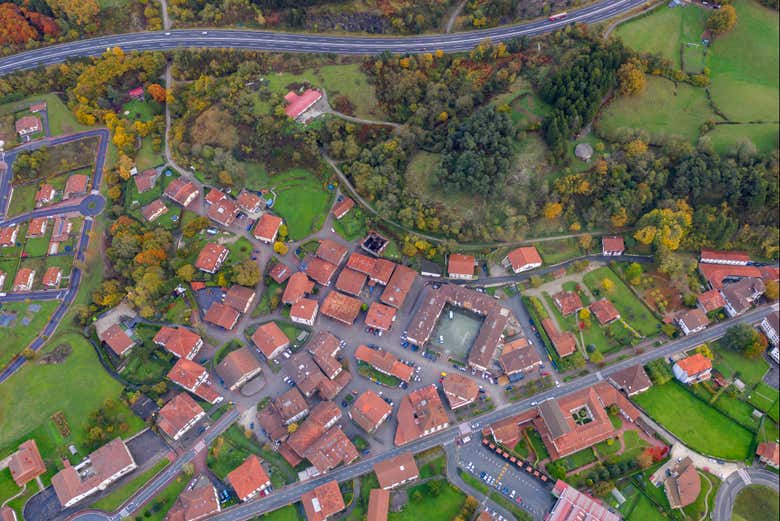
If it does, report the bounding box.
[549,12,567,21]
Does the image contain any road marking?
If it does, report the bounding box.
[737,469,751,485]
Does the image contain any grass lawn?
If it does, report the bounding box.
[135,136,164,171]
[333,207,368,242]
[208,424,258,480]
[91,459,169,511]
[633,381,754,460]
[527,428,550,462]
[122,99,162,123]
[626,493,667,521]
[583,267,660,337]
[560,448,598,471]
[357,361,401,387]
[260,504,305,521]
[536,238,581,265]
[6,182,38,217]
[732,485,779,521]
[683,471,720,521]
[0,300,59,368]
[595,437,621,458]
[0,93,91,138]
[748,382,779,414]
[706,123,778,154]
[388,480,466,521]
[513,439,530,458]
[136,473,191,521]
[712,340,769,386]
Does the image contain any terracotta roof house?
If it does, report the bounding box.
[0,225,19,247]
[760,312,779,346]
[35,184,56,207]
[498,337,542,375]
[141,199,168,222]
[697,289,726,313]
[203,302,240,330]
[284,89,322,121]
[307,331,343,379]
[722,277,765,317]
[98,323,135,356]
[306,257,338,286]
[282,272,315,304]
[448,253,476,280]
[700,249,750,265]
[317,370,352,401]
[676,308,708,336]
[216,347,262,391]
[350,390,392,433]
[12,268,35,292]
[395,385,449,446]
[227,455,271,502]
[163,178,199,207]
[698,263,763,290]
[549,480,620,521]
[223,285,256,314]
[236,190,264,214]
[346,251,376,275]
[167,358,223,404]
[335,268,366,296]
[41,266,62,288]
[134,169,157,193]
[441,373,479,410]
[316,239,349,266]
[253,213,283,244]
[285,352,327,398]
[601,236,625,256]
[274,387,310,425]
[332,197,355,219]
[50,217,72,242]
[204,189,226,206]
[251,322,290,360]
[373,453,419,490]
[370,259,396,286]
[553,291,583,316]
[541,318,577,358]
[157,393,206,440]
[365,301,397,332]
[673,354,712,384]
[129,86,145,99]
[321,291,362,325]
[379,264,416,309]
[355,345,414,382]
[367,489,390,521]
[301,480,344,521]
[504,246,542,273]
[304,426,359,473]
[154,326,203,360]
[15,115,41,136]
[664,458,701,509]
[290,298,319,326]
[607,365,652,396]
[8,440,46,486]
[0,506,16,521]
[63,174,89,199]
[27,217,48,237]
[756,442,780,469]
[165,476,220,521]
[207,197,239,227]
[590,299,620,325]
[257,406,290,443]
[30,102,47,113]
[268,262,292,284]
[194,243,229,274]
[277,442,303,468]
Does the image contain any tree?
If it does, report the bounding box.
[287,422,298,434]
[177,264,196,282]
[706,5,737,35]
[21,347,36,360]
[182,216,209,238]
[232,259,261,286]
[695,343,714,359]
[578,234,593,251]
[636,451,653,470]
[427,480,442,497]
[722,323,766,358]
[147,83,167,103]
[765,280,779,301]
[273,241,289,255]
[529,275,543,288]
[601,278,615,293]
[625,263,643,286]
[579,308,591,320]
[46,0,100,26]
[617,62,646,96]
[645,359,672,385]
[592,481,613,497]
[590,350,604,363]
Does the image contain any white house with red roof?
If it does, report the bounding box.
[284,89,322,121]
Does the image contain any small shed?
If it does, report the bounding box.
[575,143,594,162]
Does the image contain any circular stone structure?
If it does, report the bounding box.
[575,142,594,161]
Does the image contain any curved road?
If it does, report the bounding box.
[0,0,648,74]
[712,467,779,521]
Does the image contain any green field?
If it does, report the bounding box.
[559,448,598,471]
[135,473,191,521]
[260,504,305,521]
[91,459,169,511]
[388,480,467,521]
[706,123,779,154]
[712,340,769,386]
[583,267,660,337]
[732,485,779,521]
[0,93,91,139]
[633,381,754,460]
[0,301,59,368]
[122,99,162,123]
[626,493,667,521]
[747,382,779,413]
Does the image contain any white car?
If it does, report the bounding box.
[165,32,171,35]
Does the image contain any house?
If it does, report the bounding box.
[257,405,292,443]
[756,442,780,469]
[157,393,206,440]
[42,266,62,288]
[27,217,47,237]
[302,425,358,473]
[8,440,46,487]
[316,239,349,266]
[51,438,137,508]
[50,217,72,242]
[367,489,390,521]
[350,390,393,433]
[589,299,620,325]
[700,249,750,265]
[285,351,327,398]
[553,291,583,316]
[549,481,620,521]
[141,199,168,222]
[760,312,779,346]
[307,331,343,379]
[355,345,414,382]
[301,480,344,521]
[284,89,322,121]
[441,373,480,410]
[128,86,145,99]
[163,178,200,207]
[373,453,419,490]
[203,302,240,330]
[721,278,765,317]
[30,102,46,113]
[394,385,449,446]
[321,291,362,325]
[134,169,158,193]
[63,174,89,199]
[0,225,19,247]
[498,337,543,376]
[365,301,396,332]
[601,236,625,256]
[0,506,16,521]
[306,257,338,286]
[697,289,726,313]
[607,365,652,396]
[448,253,476,280]
[274,387,310,424]
[251,322,290,360]
[503,246,542,273]
[15,115,41,136]
[698,263,763,290]
[677,308,709,335]
[236,190,264,214]
[165,476,220,521]
[207,196,239,227]
[223,285,256,314]
[290,298,319,326]
[379,264,416,309]
[343,252,397,286]
[35,184,56,207]
[253,213,283,243]
[167,358,223,404]
[664,457,701,509]
[286,401,342,454]
[673,353,712,384]
[335,268,366,296]
[216,347,262,391]
[332,197,355,219]
[282,272,315,304]
[361,230,389,256]
[420,259,442,278]
[153,326,203,360]
[194,243,229,273]
[541,318,577,358]
[268,262,292,284]
[98,323,135,356]
[227,455,271,502]
[13,268,36,291]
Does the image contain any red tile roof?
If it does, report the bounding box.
[499,338,543,375]
[355,345,414,382]
[251,322,290,359]
[365,301,396,331]
[549,481,619,521]
[370,259,396,286]
[553,291,583,316]
[157,393,205,439]
[321,291,362,325]
[350,391,392,432]
[99,324,135,356]
[335,268,367,296]
[332,197,355,219]
[134,169,157,193]
[301,480,344,521]
[166,477,220,520]
[268,262,292,284]
[236,191,263,213]
[675,353,712,376]
[448,253,475,277]
[506,246,542,272]
[541,318,576,358]
[63,174,88,198]
[203,302,240,330]
[274,387,309,424]
[290,298,318,323]
[164,178,199,207]
[167,358,222,404]
[306,257,338,286]
[226,454,270,501]
[589,299,620,325]
[346,251,376,274]
[316,239,349,266]
[153,326,202,359]
[223,285,256,314]
[216,347,262,391]
[207,197,239,227]
[282,272,315,304]
[373,453,419,490]
[757,442,780,467]
[380,264,416,308]
[395,385,449,446]
[15,115,40,134]
[253,213,283,242]
[35,184,55,204]
[677,308,709,331]
[700,249,750,263]
[367,489,390,521]
[27,217,47,237]
[194,243,229,273]
[141,199,168,222]
[602,236,625,253]
[664,458,700,509]
[0,225,19,246]
[284,89,322,120]
[8,440,46,487]
[205,189,226,205]
[0,506,16,521]
[697,289,726,312]
[441,373,480,409]
[304,426,359,473]
[42,266,61,287]
[698,263,762,290]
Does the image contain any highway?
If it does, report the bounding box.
[0,0,648,74]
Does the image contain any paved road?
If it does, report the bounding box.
[0,0,648,75]
[712,467,779,521]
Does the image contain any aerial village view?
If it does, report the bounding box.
[0,0,777,521]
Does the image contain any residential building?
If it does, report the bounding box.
[441,373,479,410]
[306,257,338,286]
[8,440,46,486]
[394,385,449,446]
[51,438,137,508]
[756,442,779,469]
[236,190,264,214]
[346,251,397,285]
[760,312,779,346]
[167,358,223,404]
[0,506,16,521]
[498,337,542,376]
[677,308,709,335]
[216,347,262,391]
[303,425,358,473]
[15,115,41,136]
[307,331,343,379]
[227,455,271,502]
[301,480,344,521]
[541,318,577,358]
[257,405,291,443]
[503,246,542,273]
[141,199,168,222]
[664,457,701,509]
[284,89,322,121]
[163,178,199,207]
[0,225,19,247]
[203,302,240,330]
[282,272,315,304]
[35,184,56,207]
[332,197,355,219]
[207,194,240,227]
[697,289,726,313]
[316,239,349,266]
[448,253,476,280]
[350,390,392,433]
[253,213,283,244]
[223,285,256,314]
[27,217,47,237]
[367,489,390,521]
[153,326,203,360]
[321,291,362,325]
[251,322,290,360]
[549,481,620,521]
[365,301,396,332]
[601,236,625,256]
[698,263,763,290]
[420,259,442,278]
[553,290,583,316]
[373,453,419,490]
[370,258,397,286]
[379,264,416,309]
[165,476,220,521]
[700,249,750,265]
[673,354,712,384]
[285,351,327,398]
[290,298,318,326]
[274,387,310,424]
[360,230,390,256]
[63,174,89,199]
[133,169,157,193]
[98,323,135,356]
[30,102,46,113]
[40,266,61,288]
[355,345,414,382]
[607,365,652,396]
[268,262,292,284]
[50,217,72,242]
[194,243,229,273]
[335,268,366,296]
[721,277,765,317]
[589,299,620,325]
[157,393,206,440]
